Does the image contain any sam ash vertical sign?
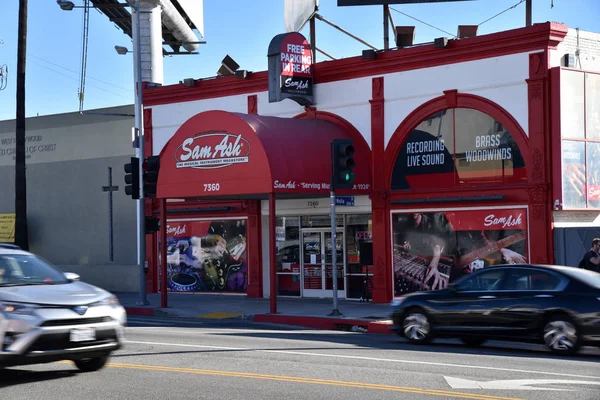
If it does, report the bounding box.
[268,32,314,106]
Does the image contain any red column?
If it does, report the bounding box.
[269,193,277,313]
[246,200,263,297]
[160,198,168,308]
[526,51,553,264]
[369,76,391,303]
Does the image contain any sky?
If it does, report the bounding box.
[0,0,598,121]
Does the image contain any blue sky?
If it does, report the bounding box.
[0,0,598,121]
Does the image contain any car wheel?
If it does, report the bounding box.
[543,316,581,355]
[74,355,109,372]
[402,309,433,344]
[461,337,486,347]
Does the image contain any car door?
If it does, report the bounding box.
[491,267,566,339]
[433,268,506,334]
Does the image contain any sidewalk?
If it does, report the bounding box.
[116,292,395,335]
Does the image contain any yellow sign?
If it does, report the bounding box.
[0,213,15,242]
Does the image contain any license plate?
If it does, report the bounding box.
[69,327,96,342]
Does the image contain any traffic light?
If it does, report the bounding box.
[145,216,160,234]
[124,157,140,200]
[332,138,356,189]
[143,155,160,198]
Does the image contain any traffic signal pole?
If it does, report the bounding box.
[329,183,341,316]
[329,141,341,316]
[329,139,356,317]
[133,0,148,306]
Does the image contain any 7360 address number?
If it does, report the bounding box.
[203,183,220,192]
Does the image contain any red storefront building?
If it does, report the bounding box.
[139,22,600,309]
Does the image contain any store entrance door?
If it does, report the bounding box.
[301,228,345,299]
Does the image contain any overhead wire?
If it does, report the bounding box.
[78,0,91,112]
[478,0,526,27]
[389,6,457,39]
[27,54,130,93]
[28,58,129,100]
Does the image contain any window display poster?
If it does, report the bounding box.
[391,108,526,191]
[561,140,587,208]
[586,142,600,208]
[392,209,527,296]
[158,219,247,293]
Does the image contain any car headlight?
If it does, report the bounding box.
[92,295,120,307]
[0,302,39,315]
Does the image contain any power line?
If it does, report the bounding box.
[28,58,130,99]
[478,0,526,27]
[389,6,457,39]
[78,0,91,112]
[28,54,130,93]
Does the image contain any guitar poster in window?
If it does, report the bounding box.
[392,208,527,296]
[157,219,248,293]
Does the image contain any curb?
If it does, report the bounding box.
[125,307,156,316]
[253,314,394,335]
[124,306,394,335]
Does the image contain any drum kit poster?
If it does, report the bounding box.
[392,208,528,296]
[158,219,248,293]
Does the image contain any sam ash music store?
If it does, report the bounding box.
[137,23,586,307]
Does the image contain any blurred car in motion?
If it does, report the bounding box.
[390,264,600,355]
[0,244,126,371]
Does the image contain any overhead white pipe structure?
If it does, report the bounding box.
[158,0,200,52]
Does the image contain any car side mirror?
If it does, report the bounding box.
[64,272,80,282]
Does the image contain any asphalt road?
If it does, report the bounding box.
[1,315,599,400]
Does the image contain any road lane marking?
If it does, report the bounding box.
[444,376,600,391]
[97,361,523,400]
[123,340,600,381]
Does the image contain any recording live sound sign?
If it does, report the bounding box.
[268,32,314,106]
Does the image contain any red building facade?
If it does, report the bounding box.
[140,22,575,307]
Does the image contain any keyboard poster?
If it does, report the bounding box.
[391,208,528,296]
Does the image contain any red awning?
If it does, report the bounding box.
[156,110,372,199]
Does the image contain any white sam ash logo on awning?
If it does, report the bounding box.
[175,133,250,169]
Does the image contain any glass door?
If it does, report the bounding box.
[324,230,345,298]
[301,229,346,299]
[302,230,323,298]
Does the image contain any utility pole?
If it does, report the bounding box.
[133,0,148,305]
[15,0,29,250]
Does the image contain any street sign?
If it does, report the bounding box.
[335,196,355,206]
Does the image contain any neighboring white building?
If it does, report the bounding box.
[0,105,140,292]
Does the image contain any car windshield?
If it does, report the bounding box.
[555,267,600,290]
[0,254,69,286]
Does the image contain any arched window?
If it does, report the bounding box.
[391,108,527,190]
